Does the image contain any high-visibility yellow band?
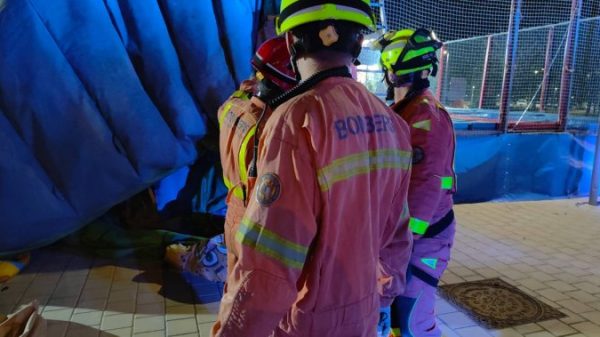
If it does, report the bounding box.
[238,125,257,186]
[236,217,309,269]
[219,91,250,129]
[317,149,411,192]
[231,90,250,99]
[218,102,233,130]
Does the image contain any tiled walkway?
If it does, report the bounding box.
[1,198,599,336]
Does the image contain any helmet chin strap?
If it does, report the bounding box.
[290,52,302,82]
[286,32,303,82]
[386,71,416,88]
[431,62,438,77]
[351,33,363,59]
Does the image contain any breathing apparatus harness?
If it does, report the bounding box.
[246,19,360,180]
[247,66,353,179]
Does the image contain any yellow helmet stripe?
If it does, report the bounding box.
[394,64,434,77]
[383,41,407,53]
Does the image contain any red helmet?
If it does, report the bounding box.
[251,37,297,92]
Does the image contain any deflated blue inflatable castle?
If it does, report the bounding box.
[0,0,280,255]
[1,0,598,256]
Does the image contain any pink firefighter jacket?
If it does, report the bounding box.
[212,76,413,337]
[391,90,456,235]
[217,80,270,272]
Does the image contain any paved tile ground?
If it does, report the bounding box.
[1,198,599,336]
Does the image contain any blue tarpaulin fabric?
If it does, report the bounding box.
[454,131,598,203]
[0,0,263,255]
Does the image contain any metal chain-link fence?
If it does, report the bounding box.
[357,0,600,132]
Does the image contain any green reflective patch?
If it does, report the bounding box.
[441,176,454,190]
[412,119,431,131]
[421,258,438,270]
[409,217,429,235]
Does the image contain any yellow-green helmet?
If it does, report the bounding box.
[375,28,443,77]
[276,0,376,35]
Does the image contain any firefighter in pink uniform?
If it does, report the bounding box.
[165,37,297,281]
[217,36,297,276]
[375,29,457,337]
[211,1,414,336]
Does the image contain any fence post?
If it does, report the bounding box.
[539,27,554,112]
[558,0,583,131]
[378,0,388,29]
[498,0,522,132]
[436,45,446,101]
[590,120,600,206]
[479,35,493,109]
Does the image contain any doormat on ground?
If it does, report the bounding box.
[438,278,565,329]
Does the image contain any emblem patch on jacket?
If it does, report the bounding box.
[413,146,425,164]
[256,173,281,206]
